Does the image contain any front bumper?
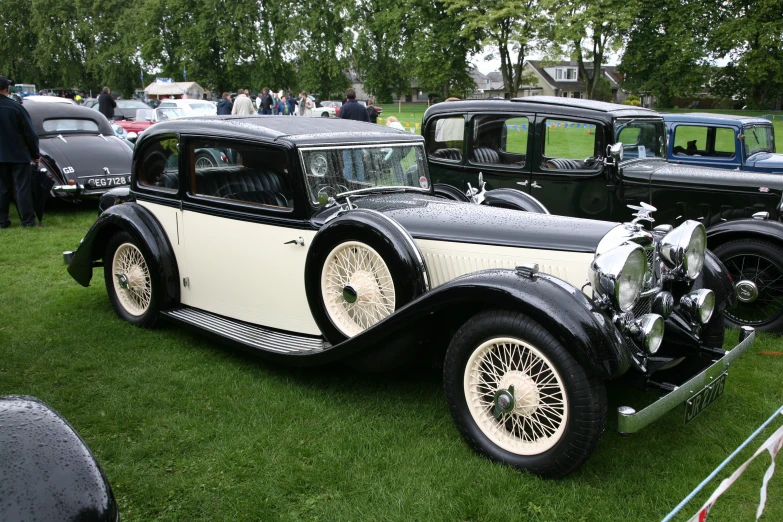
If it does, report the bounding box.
[617,326,756,434]
[52,183,84,194]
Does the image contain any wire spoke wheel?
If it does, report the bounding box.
[195,154,216,168]
[723,252,783,326]
[112,243,152,316]
[321,241,396,337]
[464,337,568,455]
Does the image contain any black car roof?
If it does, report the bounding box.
[423,96,659,122]
[22,102,114,136]
[142,116,424,146]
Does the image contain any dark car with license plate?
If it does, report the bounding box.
[25,102,133,201]
[662,113,782,173]
[423,97,783,333]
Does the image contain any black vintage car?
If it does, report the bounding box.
[25,102,133,201]
[64,116,753,478]
[423,97,783,333]
[0,396,119,522]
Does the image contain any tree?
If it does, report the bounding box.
[544,0,636,100]
[619,0,710,108]
[0,0,41,86]
[707,0,783,109]
[444,0,542,97]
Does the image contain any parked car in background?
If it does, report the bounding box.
[358,100,383,116]
[662,113,782,173]
[25,102,132,202]
[310,104,336,117]
[320,100,343,116]
[64,116,753,478]
[0,396,119,522]
[422,97,783,332]
[107,99,152,120]
[113,106,186,135]
[158,98,217,117]
[23,95,76,104]
[11,83,37,97]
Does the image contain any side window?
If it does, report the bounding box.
[190,139,293,210]
[470,115,529,167]
[138,136,179,191]
[714,127,735,156]
[427,117,464,162]
[542,119,599,170]
[673,126,708,155]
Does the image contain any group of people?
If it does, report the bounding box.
[216,89,316,117]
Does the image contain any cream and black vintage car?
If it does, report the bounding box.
[64,117,754,478]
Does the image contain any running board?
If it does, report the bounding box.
[161,307,328,355]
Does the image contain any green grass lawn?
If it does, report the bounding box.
[1,202,783,521]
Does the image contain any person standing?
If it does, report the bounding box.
[216,92,233,115]
[259,88,273,115]
[231,89,255,115]
[276,96,289,115]
[338,88,368,181]
[97,86,116,120]
[366,98,378,124]
[0,76,39,228]
[338,88,369,122]
[286,93,297,116]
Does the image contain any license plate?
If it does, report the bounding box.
[684,372,727,425]
[86,176,129,188]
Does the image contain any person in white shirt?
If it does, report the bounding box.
[385,116,405,131]
[231,89,255,115]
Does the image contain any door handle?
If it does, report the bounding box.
[531,181,542,189]
[284,237,305,246]
[516,180,528,187]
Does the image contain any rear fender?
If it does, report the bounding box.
[310,269,629,378]
[707,218,783,249]
[482,188,550,214]
[66,202,179,306]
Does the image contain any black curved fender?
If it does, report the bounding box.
[432,183,470,202]
[67,202,180,306]
[707,218,783,248]
[482,188,550,214]
[0,395,119,522]
[98,186,133,214]
[298,269,630,379]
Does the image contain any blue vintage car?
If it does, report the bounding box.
[662,113,782,173]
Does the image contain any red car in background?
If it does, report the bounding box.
[113,107,185,135]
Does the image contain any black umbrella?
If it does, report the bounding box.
[31,164,55,224]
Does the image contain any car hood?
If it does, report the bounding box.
[621,158,783,192]
[312,193,616,253]
[747,152,783,171]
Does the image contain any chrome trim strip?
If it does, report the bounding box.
[617,327,756,434]
[162,307,326,354]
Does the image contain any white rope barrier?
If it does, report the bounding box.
[661,405,783,522]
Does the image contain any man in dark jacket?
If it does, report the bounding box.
[97,86,116,120]
[338,88,368,181]
[216,92,233,115]
[259,88,273,115]
[366,98,379,124]
[286,93,297,116]
[0,76,39,228]
[338,88,369,122]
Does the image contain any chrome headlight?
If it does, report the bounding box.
[659,220,706,279]
[680,289,715,325]
[637,313,664,354]
[589,243,647,312]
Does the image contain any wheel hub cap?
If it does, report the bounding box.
[735,280,759,304]
[115,273,129,289]
[342,285,358,304]
[498,370,539,416]
[346,271,381,305]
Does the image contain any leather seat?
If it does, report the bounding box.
[545,158,585,170]
[471,147,500,164]
[195,166,292,208]
[431,148,462,161]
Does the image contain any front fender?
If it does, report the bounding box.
[66,202,180,306]
[300,269,630,378]
[482,188,550,214]
[707,217,783,248]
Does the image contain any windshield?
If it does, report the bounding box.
[744,124,775,156]
[117,100,150,109]
[614,119,667,160]
[300,144,429,204]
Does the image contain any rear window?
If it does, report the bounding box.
[42,119,100,133]
[117,100,150,109]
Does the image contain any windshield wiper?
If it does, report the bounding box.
[335,186,430,198]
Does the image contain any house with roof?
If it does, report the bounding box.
[470,61,628,103]
[144,79,206,100]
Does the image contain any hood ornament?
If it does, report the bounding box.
[103,167,111,175]
[466,172,488,204]
[627,202,656,228]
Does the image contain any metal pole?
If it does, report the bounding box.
[661,404,783,522]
